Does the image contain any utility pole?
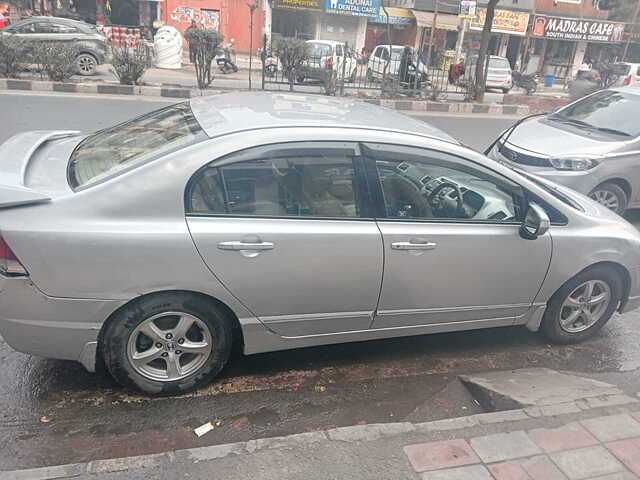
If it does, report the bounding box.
[622,0,640,61]
[454,18,467,63]
[426,0,439,70]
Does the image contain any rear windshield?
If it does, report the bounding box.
[308,43,332,57]
[68,102,205,188]
[611,63,631,75]
[489,58,510,69]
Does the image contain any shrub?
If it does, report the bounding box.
[272,36,309,91]
[186,28,224,89]
[40,43,79,82]
[0,35,26,78]
[110,43,151,85]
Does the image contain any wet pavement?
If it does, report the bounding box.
[1,92,640,471]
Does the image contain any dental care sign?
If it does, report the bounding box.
[325,0,380,17]
[532,15,625,43]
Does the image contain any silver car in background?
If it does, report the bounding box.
[2,93,640,396]
[467,55,513,93]
[488,88,640,214]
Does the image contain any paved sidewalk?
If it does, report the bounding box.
[4,394,639,480]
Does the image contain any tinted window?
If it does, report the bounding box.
[611,63,630,75]
[50,23,78,33]
[335,44,343,56]
[69,102,205,187]
[17,22,36,33]
[34,22,53,33]
[550,90,640,137]
[189,147,360,218]
[366,144,523,222]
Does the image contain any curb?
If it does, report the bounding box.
[0,79,530,116]
[1,393,636,479]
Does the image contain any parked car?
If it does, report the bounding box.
[298,40,358,83]
[609,62,640,88]
[1,16,107,75]
[487,87,640,215]
[467,55,513,93]
[2,92,640,396]
[366,44,428,81]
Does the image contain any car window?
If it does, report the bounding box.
[335,44,343,56]
[16,22,36,33]
[68,102,206,188]
[34,22,54,33]
[637,66,640,76]
[550,90,640,137]
[611,63,631,75]
[188,145,361,218]
[374,47,382,58]
[50,23,78,33]
[308,43,332,57]
[489,57,510,69]
[390,47,407,61]
[365,143,523,223]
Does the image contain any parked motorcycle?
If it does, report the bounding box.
[512,71,538,95]
[216,40,238,74]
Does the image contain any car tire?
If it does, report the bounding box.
[540,265,622,345]
[502,87,511,94]
[76,53,97,76]
[589,182,628,215]
[102,292,233,396]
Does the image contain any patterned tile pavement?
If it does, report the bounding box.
[404,413,640,480]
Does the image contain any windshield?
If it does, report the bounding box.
[390,47,411,60]
[550,90,640,137]
[610,63,631,75]
[68,102,205,188]
[489,58,510,69]
[308,43,332,57]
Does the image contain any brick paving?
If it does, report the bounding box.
[404,413,640,480]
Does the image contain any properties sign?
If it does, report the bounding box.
[325,0,380,17]
[531,15,625,43]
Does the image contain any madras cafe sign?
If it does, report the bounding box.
[325,0,380,17]
[273,0,323,12]
[532,15,625,43]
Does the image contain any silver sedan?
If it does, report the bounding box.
[1,92,640,395]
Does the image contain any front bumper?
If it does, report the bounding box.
[0,275,124,371]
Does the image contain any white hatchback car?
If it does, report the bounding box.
[299,40,358,83]
[366,44,428,81]
[610,63,640,87]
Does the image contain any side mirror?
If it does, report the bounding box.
[520,203,550,240]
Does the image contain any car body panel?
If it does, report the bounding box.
[1,93,640,374]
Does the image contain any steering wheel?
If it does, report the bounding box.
[427,182,465,217]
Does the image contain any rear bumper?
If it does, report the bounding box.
[0,275,124,371]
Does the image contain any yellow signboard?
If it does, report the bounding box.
[470,8,530,36]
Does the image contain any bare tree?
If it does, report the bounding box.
[474,0,499,102]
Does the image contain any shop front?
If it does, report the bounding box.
[411,9,459,67]
[468,8,530,68]
[271,0,322,40]
[530,15,626,80]
[364,6,416,53]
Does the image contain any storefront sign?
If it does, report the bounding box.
[371,6,414,24]
[531,15,625,43]
[325,0,380,17]
[470,8,529,36]
[273,0,323,12]
[458,0,476,19]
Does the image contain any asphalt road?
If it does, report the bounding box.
[1,92,640,471]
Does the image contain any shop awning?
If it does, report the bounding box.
[371,7,415,25]
[411,10,460,31]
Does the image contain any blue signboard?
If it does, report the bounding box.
[324,0,380,18]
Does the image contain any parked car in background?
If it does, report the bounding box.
[488,88,640,215]
[298,39,358,83]
[609,62,640,87]
[366,44,427,81]
[2,92,640,396]
[1,16,106,75]
[467,55,513,93]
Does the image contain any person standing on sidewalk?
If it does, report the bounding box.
[185,20,198,64]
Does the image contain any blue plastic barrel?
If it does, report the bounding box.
[544,74,555,87]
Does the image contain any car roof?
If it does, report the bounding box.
[189,92,458,144]
[307,40,343,45]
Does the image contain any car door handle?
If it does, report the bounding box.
[217,241,274,251]
[391,241,437,251]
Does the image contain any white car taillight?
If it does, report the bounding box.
[0,236,27,276]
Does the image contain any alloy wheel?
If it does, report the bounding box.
[559,280,611,333]
[77,55,96,75]
[590,189,619,211]
[127,312,213,382]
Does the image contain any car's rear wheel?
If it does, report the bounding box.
[589,182,627,215]
[76,53,97,76]
[102,292,233,396]
[541,265,622,344]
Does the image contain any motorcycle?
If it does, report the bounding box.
[512,71,538,95]
[216,42,238,74]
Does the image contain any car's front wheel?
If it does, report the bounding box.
[102,292,233,396]
[589,182,627,215]
[541,265,622,344]
[76,53,97,76]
